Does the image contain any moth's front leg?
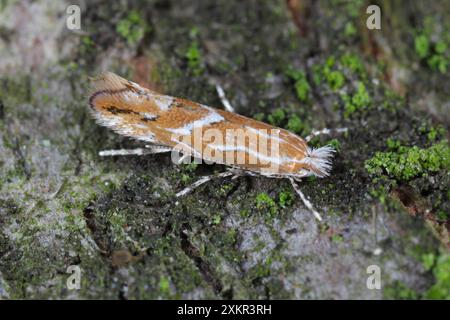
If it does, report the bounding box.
[305,127,348,142]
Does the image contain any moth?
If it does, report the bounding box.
[88,72,346,221]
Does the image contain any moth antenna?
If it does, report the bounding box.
[215,84,235,113]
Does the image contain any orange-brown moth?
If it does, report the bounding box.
[89,72,344,221]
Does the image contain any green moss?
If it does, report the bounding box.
[344,21,357,37]
[255,192,277,216]
[158,276,171,294]
[326,70,345,91]
[341,82,371,117]
[436,210,448,221]
[184,27,204,75]
[286,69,310,102]
[435,41,447,54]
[415,34,430,59]
[240,209,249,218]
[211,214,221,225]
[262,109,310,135]
[311,54,367,100]
[250,259,272,278]
[218,183,233,196]
[325,56,335,68]
[425,253,450,299]
[386,138,401,151]
[421,253,436,271]
[365,140,450,181]
[427,126,446,142]
[79,36,95,55]
[369,185,393,205]
[253,112,265,122]
[188,162,200,171]
[427,38,449,73]
[414,32,449,74]
[419,123,446,142]
[107,209,131,245]
[312,56,348,91]
[64,212,88,234]
[185,41,203,75]
[286,114,305,134]
[427,51,448,74]
[331,234,343,243]
[186,44,200,64]
[340,53,365,75]
[180,174,190,183]
[267,108,286,126]
[343,0,365,17]
[323,57,345,91]
[327,139,341,152]
[116,10,149,45]
[312,64,323,86]
[383,281,419,300]
[255,189,295,221]
[224,229,237,246]
[278,189,294,208]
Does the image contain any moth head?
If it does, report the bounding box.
[301,145,336,178]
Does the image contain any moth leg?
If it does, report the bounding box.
[176,171,234,197]
[99,145,171,157]
[143,145,172,153]
[215,84,235,113]
[288,177,323,222]
[174,153,209,166]
[305,127,348,142]
[175,153,191,164]
[175,154,205,165]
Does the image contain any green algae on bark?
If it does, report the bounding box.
[365,140,450,181]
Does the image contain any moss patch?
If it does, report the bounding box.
[286,69,310,102]
[116,10,149,45]
[341,82,371,118]
[415,34,449,73]
[255,192,278,216]
[424,252,450,299]
[185,27,204,76]
[365,140,450,181]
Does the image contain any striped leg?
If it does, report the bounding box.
[99,145,171,157]
[176,171,235,197]
[289,178,323,222]
[215,84,235,113]
[305,127,348,142]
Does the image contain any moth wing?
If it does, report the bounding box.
[88,72,163,144]
[89,72,155,96]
